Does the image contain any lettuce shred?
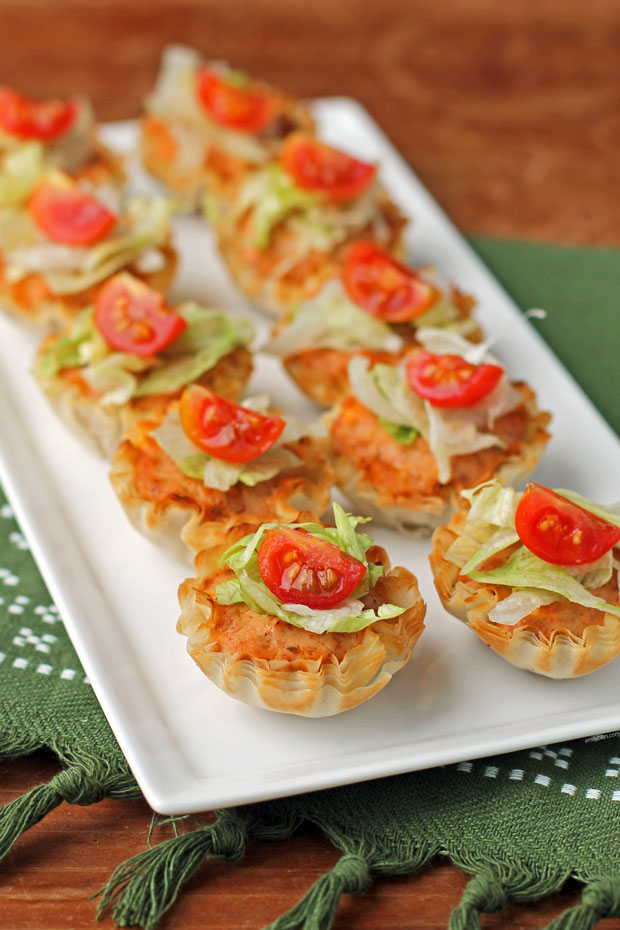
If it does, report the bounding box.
[214,503,405,633]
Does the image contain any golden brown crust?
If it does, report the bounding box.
[109,420,334,568]
[176,550,426,716]
[0,240,177,332]
[430,510,620,678]
[34,344,253,458]
[215,192,407,316]
[328,385,551,536]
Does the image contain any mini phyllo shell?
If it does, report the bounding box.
[0,87,124,197]
[33,273,254,457]
[213,135,406,317]
[110,386,334,567]
[266,242,480,407]
[140,45,314,206]
[327,330,551,536]
[430,481,620,678]
[177,503,426,716]
[0,171,175,329]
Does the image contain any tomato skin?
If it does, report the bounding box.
[94,274,186,358]
[29,177,116,246]
[0,87,77,141]
[343,242,439,322]
[180,386,285,463]
[196,67,272,132]
[258,527,367,609]
[515,483,620,566]
[405,350,504,408]
[281,133,377,202]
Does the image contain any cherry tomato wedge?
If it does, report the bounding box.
[196,67,272,132]
[180,386,285,463]
[405,350,504,408]
[29,176,116,246]
[281,133,376,202]
[258,527,367,609]
[94,274,187,357]
[0,86,77,141]
[515,483,620,566]
[343,242,440,322]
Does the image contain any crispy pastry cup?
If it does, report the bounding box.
[430,511,620,678]
[0,241,177,331]
[34,344,253,459]
[177,545,426,716]
[110,427,335,570]
[328,385,551,537]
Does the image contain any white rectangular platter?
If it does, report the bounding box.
[1,99,619,814]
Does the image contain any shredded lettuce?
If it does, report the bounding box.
[151,399,310,491]
[445,480,620,624]
[378,419,418,445]
[0,143,46,207]
[144,45,269,166]
[469,547,620,620]
[232,164,319,248]
[348,356,424,430]
[133,303,254,397]
[265,279,403,356]
[1,195,172,295]
[34,303,254,403]
[214,503,404,633]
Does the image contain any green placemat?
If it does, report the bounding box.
[1,236,620,930]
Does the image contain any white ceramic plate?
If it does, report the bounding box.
[1,101,619,815]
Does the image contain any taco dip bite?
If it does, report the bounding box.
[266,241,480,407]
[0,86,124,195]
[213,134,406,316]
[327,330,551,535]
[0,171,175,329]
[110,385,334,567]
[141,45,314,206]
[33,273,254,457]
[430,481,620,678]
[177,503,426,716]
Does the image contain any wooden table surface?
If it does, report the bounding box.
[2,1,620,928]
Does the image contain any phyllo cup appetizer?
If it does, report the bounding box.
[212,134,407,316]
[327,330,551,535]
[141,45,314,205]
[110,385,334,567]
[33,273,254,457]
[0,86,124,193]
[0,171,175,328]
[430,481,620,678]
[266,241,480,407]
[177,503,426,716]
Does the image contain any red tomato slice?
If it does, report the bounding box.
[180,386,285,463]
[196,67,272,132]
[281,133,377,202]
[406,350,504,408]
[94,274,186,358]
[515,483,620,566]
[343,242,440,322]
[29,176,116,246]
[258,527,367,609]
[0,87,77,141]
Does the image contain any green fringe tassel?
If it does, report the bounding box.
[448,864,567,930]
[265,851,371,930]
[95,807,301,930]
[544,877,620,930]
[0,763,135,861]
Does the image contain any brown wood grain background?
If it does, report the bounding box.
[2,1,620,927]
